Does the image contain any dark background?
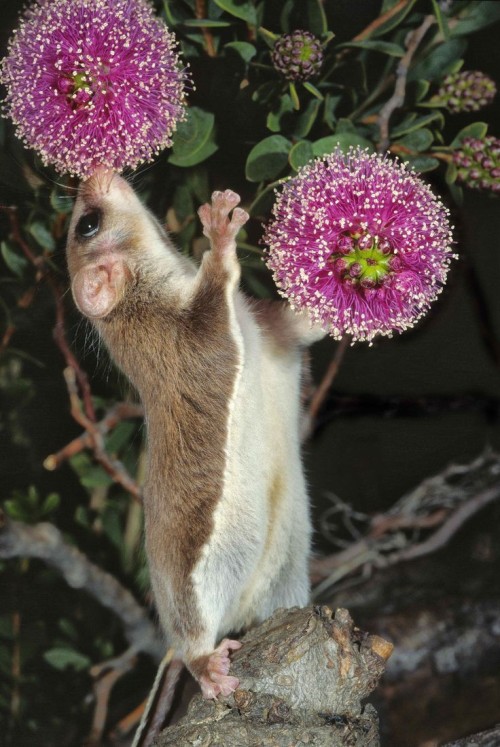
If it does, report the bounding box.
[1,1,500,745]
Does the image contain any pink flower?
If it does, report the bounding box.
[1,0,188,178]
[263,148,455,343]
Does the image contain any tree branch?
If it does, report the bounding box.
[311,450,500,595]
[156,606,393,747]
[44,401,144,471]
[1,205,96,421]
[377,14,435,152]
[352,0,412,42]
[304,335,350,439]
[0,510,163,662]
[61,367,142,502]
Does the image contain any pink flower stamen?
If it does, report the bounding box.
[263,147,455,343]
[1,0,189,178]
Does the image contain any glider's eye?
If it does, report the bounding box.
[76,210,100,239]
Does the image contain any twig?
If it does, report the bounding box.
[44,401,144,471]
[111,701,146,742]
[387,484,500,563]
[10,610,21,719]
[330,0,412,73]
[86,653,136,747]
[50,278,96,421]
[369,507,448,537]
[303,336,350,439]
[311,450,500,594]
[1,205,96,421]
[1,205,43,269]
[0,511,164,662]
[352,0,411,42]
[195,0,216,57]
[377,14,435,152]
[62,367,142,502]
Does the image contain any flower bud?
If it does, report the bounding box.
[435,70,496,113]
[452,135,500,192]
[272,30,324,82]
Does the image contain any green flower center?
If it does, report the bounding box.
[57,68,94,108]
[331,232,399,288]
[299,43,314,62]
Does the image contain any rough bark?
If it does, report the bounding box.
[371,598,500,681]
[441,725,500,746]
[364,597,500,747]
[155,605,393,747]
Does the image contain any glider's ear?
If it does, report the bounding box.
[71,257,131,319]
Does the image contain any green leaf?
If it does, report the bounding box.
[294,98,322,138]
[169,107,218,168]
[289,82,300,110]
[445,160,458,185]
[182,18,230,27]
[289,141,314,171]
[395,128,434,152]
[105,421,137,455]
[173,183,195,223]
[50,189,73,214]
[391,112,417,134]
[163,0,190,24]
[266,94,294,133]
[1,241,28,277]
[44,648,91,672]
[212,0,257,25]
[81,466,113,489]
[249,183,279,216]
[258,26,279,49]
[305,0,328,36]
[381,0,401,10]
[337,40,405,57]
[335,118,357,134]
[392,111,445,137]
[302,81,324,100]
[449,121,488,148]
[58,619,79,641]
[29,221,55,252]
[186,167,210,204]
[75,505,90,528]
[102,506,123,550]
[312,133,374,157]
[448,180,463,206]
[323,94,342,130]
[450,1,500,37]
[245,135,291,182]
[431,0,450,40]
[279,0,294,33]
[41,493,60,516]
[26,486,39,509]
[412,79,431,102]
[3,499,27,521]
[369,0,418,37]
[405,156,440,172]
[409,39,468,82]
[224,41,257,62]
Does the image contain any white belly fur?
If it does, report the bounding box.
[190,291,311,640]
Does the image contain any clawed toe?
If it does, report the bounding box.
[212,189,240,215]
[197,190,249,255]
[194,638,242,699]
